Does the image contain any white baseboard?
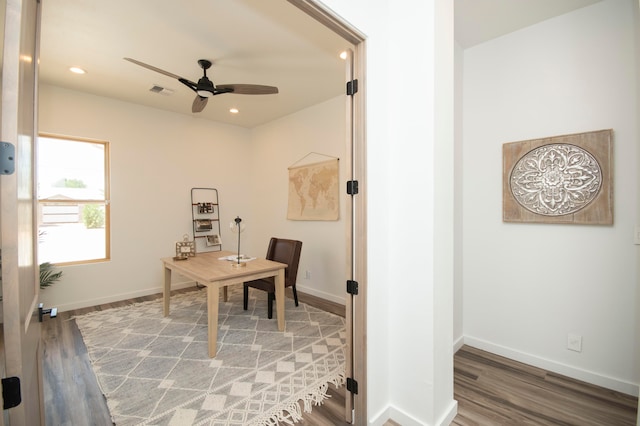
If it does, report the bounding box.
[54,280,196,312]
[463,336,640,397]
[369,405,421,426]
[56,280,345,313]
[453,335,464,352]
[296,283,345,305]
[437,400,458,426]
[369,401,458,426]
[385,406,424,426]
[368,406,391,426]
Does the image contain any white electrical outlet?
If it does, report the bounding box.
[305,270,311,279]
[634,226,640,245]
[567,333,582,352]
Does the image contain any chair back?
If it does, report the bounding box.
[266,237,302,288]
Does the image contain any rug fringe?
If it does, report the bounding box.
[251,371,346,426]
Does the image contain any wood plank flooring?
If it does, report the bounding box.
[42,289,637,425]
[453,345,638,425]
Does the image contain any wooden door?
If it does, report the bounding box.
[0,0,43,424]
[344,44,367,426]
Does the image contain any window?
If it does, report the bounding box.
[37,134,110,265]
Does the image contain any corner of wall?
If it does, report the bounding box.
[368,401,458,426]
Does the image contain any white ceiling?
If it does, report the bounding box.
[455,0,602,49]
[40,0,603,129]
[39,0,352,129]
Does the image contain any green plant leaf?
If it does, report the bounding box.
[39,262,63,289]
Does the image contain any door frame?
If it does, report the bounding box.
[1,0,43,423]
[287,1,367,424]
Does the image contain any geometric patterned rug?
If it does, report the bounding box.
[74,287,346,425]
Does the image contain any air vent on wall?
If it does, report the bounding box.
[149,84,174,96]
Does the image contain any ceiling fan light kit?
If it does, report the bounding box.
[124,57,278,113]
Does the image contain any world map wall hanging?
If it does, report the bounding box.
[287,157,339,221]
[503,129,613,225]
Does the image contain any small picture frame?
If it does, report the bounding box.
[206,234,222,246]
[197,202,215,214]
[175,239,196,257]
[195,219,213,232]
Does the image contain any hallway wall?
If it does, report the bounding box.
[461,0,638,395]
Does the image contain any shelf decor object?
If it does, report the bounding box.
[175,234,196,259]
[191,188,222,253]
[503,129,613,225]
[206,234,222,246]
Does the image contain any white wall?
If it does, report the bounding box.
[635,2,640,423]
[454,41,465,349]
[316,1,456,425]
[462,0,639,395]
[250,96,347,304]
[38,85,254,310]
[38,85,348,310]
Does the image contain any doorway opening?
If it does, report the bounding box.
[286,1,368,423]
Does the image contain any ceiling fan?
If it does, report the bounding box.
[124,58,279,113]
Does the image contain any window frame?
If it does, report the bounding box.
[37,133,111,265]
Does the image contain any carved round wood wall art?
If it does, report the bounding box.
[502,129,613,225]
[509,144,602,216]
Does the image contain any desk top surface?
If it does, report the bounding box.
[161,250,286,282]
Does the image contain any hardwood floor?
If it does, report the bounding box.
[42,289,637,425]
[453,345,638,425]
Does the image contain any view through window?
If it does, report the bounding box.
[37,135,110,264]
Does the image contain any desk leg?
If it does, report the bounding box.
[275,268,285,332]
[207,284,220,357]
[223,287,228,302]
[163,267,171,317]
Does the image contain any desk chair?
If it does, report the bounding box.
[243,237,302,319]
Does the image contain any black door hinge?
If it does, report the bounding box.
[2,377,21,409]
[346,377,358,394]
[346,280,359,295]
[38,303,58,322]
[346,79,358,96]
[346,180,358,195]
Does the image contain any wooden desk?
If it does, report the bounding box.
[161,250,286,357]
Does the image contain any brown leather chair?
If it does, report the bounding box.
[243,237,302,319]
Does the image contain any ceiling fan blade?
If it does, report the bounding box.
[216,84,279,95]
[124,57,183,80]
[192,95,208,113]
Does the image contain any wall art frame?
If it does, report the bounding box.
[503,129,613,225]
[175,236,196,258]
[194,219,213,232]
[206,234,222,246]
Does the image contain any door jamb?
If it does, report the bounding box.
[286,1,367,424]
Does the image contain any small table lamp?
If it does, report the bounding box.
[231,216,245,268]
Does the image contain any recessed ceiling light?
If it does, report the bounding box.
[229,108,239,114]
[69,67,86,74]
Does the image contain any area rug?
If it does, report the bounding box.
[74,287,346,425]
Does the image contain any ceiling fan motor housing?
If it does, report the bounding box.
[197,76,215,96]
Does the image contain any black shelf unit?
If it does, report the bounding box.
[191,187,222,253]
